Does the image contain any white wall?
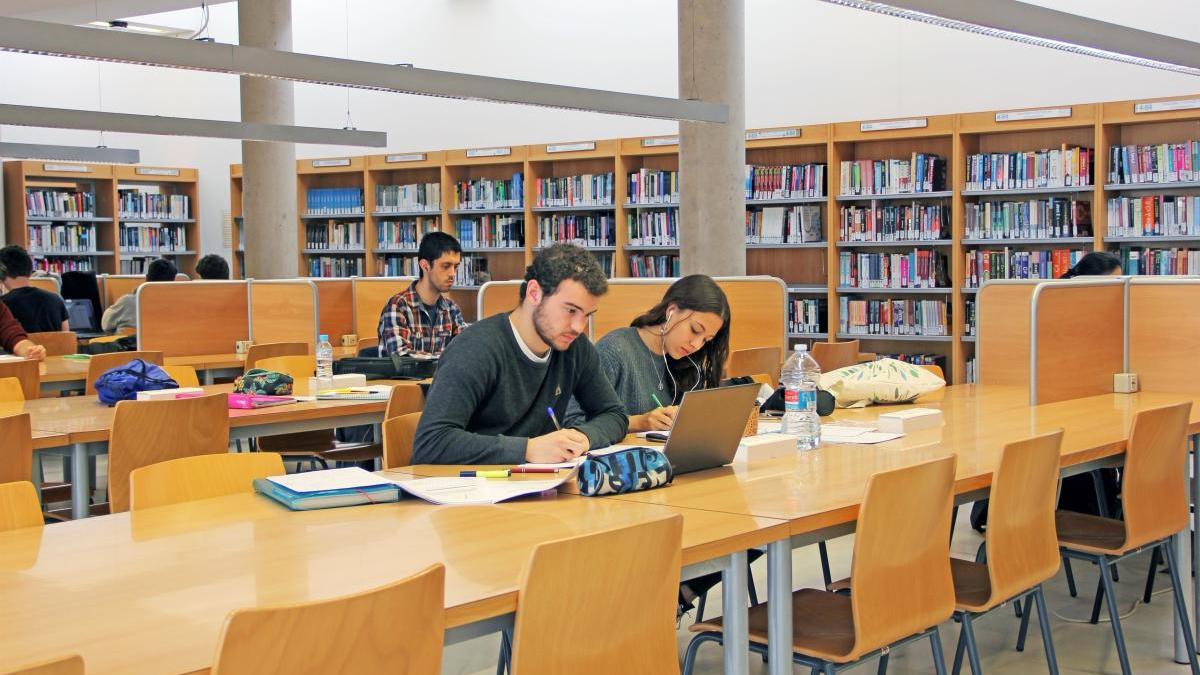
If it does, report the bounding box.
[1,0,1198,256]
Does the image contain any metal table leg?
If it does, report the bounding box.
[722,550,749,675]
[767,539,793,675]
[71,442,91,520]
[1192,435,1200,652]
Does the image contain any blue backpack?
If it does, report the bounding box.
[94,358,178,405]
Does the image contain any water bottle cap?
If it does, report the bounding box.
[795,343,807,352]
[318,334,329,342]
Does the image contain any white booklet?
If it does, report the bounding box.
[391,475,568,505]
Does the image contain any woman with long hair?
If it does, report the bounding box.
[1060,251,1122,279]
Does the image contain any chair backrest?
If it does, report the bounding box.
[384,383,424,420]
[245,342,309,372]
[382,412,421,470]
[85,351,164,396]
[254,355,315,380]
[108,393,230,513]
[921,364,945,380]
[26,331,75,356]
[0,414,33,485]
[0,653,84,675]
[1123,402,1194,548]
[726,346,781,388]
[0,359,39,401]
[355,336,378,354]
[848,455,956,659]
[0,481,42,533]
[984,430,1064,604]
[510,515,682,674]
[811,340,863,372]
[210,564,444,675]
[130,452,285,511]
[161,364,200,389]
[0,377,24,403]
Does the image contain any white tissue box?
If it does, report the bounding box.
[137,387,203,401]
[308,373,367,392]
[877,408,944,434]
[733,433,798,463]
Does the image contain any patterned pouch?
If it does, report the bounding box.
[577,446,674,497]
[233,368,294,396]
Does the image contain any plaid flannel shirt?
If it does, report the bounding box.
[377,282,466,357]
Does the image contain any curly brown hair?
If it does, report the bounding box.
[519,243,608,301]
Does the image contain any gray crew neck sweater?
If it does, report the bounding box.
[566,327,675,427]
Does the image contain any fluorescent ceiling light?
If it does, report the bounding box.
[85,20,187,37]
[817,0,1200,76]
[0,141,139,163]
[0,104,386,146]
[0,16,728,123]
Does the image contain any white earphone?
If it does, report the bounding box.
[659,307,700,403]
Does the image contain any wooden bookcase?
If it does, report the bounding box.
[230,163,243,279]
[366,150,446,279]
[619,134,681,279]
[113,164,200,277]
[527,139,619,278]
[297,156,367,279]
[443,145,530,296]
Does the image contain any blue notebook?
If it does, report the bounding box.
[253,468,401,511]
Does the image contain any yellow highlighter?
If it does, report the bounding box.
[458,469,511,478]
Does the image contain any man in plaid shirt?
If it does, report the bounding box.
[378,232,467,357]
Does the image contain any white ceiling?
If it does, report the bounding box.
[0,0,230,24]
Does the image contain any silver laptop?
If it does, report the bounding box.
[660,383,761,475]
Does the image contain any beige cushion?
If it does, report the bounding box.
[819,358,945,408]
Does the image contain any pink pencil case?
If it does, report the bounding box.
[174,391,296,409]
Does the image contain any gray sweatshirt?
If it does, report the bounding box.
[412,313,629,465]
[566,326,674,426]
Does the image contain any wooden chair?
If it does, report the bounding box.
[726,347,781,387]
[319,383,424,465]
[683,455,957,675]
[510,516,683,674]
[0,654,84,675]
[1056,402,1199,675]
[383,412,421,470]
[0,377,24,402]
[161,364,200,388]
[922,364,946,380]
[0,413,33,486]
[209,564,444,675]
[355,336,378,356]
[107,393,230,513]
[85,351,164,396]
[130,452,285,511]
[253,355,315,383]
[245,342,309,372]
[949,431,1063,675]
[0,481,42,532]
[86,333,125,344]
[0,359,39,401]
[26,331,76,356]
[811,340,874,372]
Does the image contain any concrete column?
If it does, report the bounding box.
[239,0,297,279]
[678,0,746,276]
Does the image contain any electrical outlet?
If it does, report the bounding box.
[1114,373,1139,394]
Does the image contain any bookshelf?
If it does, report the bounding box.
[444,145,530,291]
[366,150,446,278]
[3,161,115,275]
[297,156,367,279]
[527,139,619,278]
[619,135,680,279]
[230,163,243,279]
[113,165,199,277]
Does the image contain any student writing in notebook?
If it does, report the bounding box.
[0,245,69,333]
[412,244,628,465]
[377,231,467,358]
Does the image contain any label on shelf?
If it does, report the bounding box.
[860,118,927,132]
[746,128,799,141]
[135,167,180,176]
[995,107,1072,122]
[466,147,511,158]
[546,142,595,154]
[385,153,426,163]
[312,158,351,168]
[42,163,90,173]
[641,137,679,147]
[1135,98,1200,114]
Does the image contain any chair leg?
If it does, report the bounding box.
[1162,542,1200,675]
[961,613,984,675]
[495,627,511,675]
[819,540,832,588]
[952,624,967,675]
[747,558,759,607]
[680,633,718,675]
[877,652,889,675]
[823,664,836,675]
[951,504,960,544]
[695,589,707,623]
[930,626,950,675]
[1016,595,1033,652]
[1033,586,1060,675]
[1062,556,1078,597]
[1097,557,1133,675]
[1143,545,1161,604]
[1089,575,1105,624]
[974,541,987,563]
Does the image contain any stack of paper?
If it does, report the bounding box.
[393,476,567,505]
[821,424,903,445]
[256,467,400,510]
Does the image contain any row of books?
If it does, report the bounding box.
[453,174,524,210]
[306,188,365,215]
[118,224,187,253]
[839,203,947,242]
[964,199,1091,240]
[34,257,94,274]
[746,205,823,244]
[965,299,977,336]
[880,353,945,369]
[25,189,96,219]
[788,298,826,334]
[377,218,439,250]
[838,250,948,289]
[455,216,524,249]
[119,257,172,275]
[305,222,365,250]
[839,297,949,337]
[535,173,614,207]
[1109,141,1200,185]
[454,256,489,287]
[1116,247,1200,276]
[27,223,98,253]
[376,183,440,213]
[964,146,1092,191]
[591,252,616,278]
[629,254,680,278]
[309,256,364,278]
[627,211,678,247]
[964,249,1085,287]
[628,169,679,205]
[966,358,978,384]
[117,190,190,220]
[375,254,420,277]
[537,214,615,248]
[1106,195,1200,238]
[745,163,826,200]
[839,154,946,196]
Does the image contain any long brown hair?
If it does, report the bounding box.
[630,275,731,399]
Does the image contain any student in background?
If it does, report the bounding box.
[102,258,177,333]
[0,245,69,333]
[195,254,230,280]
[1060,251,1122,278]
[413,244,627,465]
[377,232,467,358]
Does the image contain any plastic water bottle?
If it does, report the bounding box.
[781,343,822,451]
[315,333,334,392]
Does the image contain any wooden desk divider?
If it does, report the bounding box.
[248,279,318,350]
[351,277,415,341]
[477,280,522,321]
[1127,277,1200,394]
[101,274,147,309]
[28,276,60,294]
[976,280,1040,392]
[308,278,355,343]
[136,280,249,356]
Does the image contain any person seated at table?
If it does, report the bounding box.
[1060,251,1122,278]
[0,301,46,360]
[412,244,628,465]
[101,258,177,333]
[0,245,69,333]
[195,253,230,280]
[377,232,467,358]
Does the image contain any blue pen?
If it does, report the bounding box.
[547,406,562,430]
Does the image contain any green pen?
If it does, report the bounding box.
[651,393,664,409]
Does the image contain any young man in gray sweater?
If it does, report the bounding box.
[412,244,628,465]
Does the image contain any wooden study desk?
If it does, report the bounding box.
[0,490,786,675]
